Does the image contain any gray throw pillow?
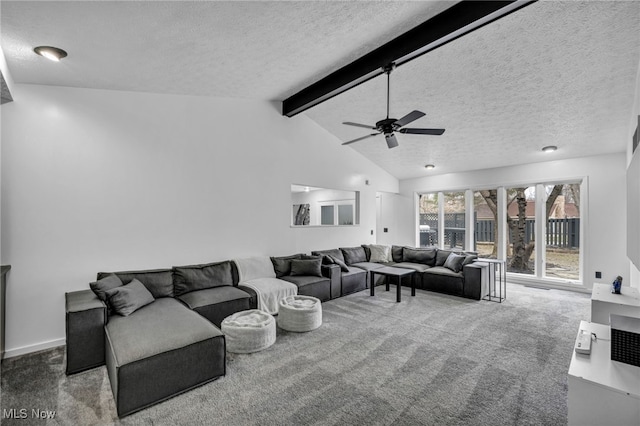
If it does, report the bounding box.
[96,269,174,299]
[435,250,453,266]
[90,273,122,302]
[271,254,302,277]
[328,255,349,272]
[403,248,437,266]
[173,261,234,296]
[391,246,404,263]
[462,254,477,266]
[290,259,323,277]
[105,279,155,316]
[340,247,367,265]
[443,253,466,273]
[368,244,391,263]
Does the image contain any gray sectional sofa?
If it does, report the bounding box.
[270,254,335,301]
[65,244,485,417]
[65,258,333,417]
[314,245,484,300]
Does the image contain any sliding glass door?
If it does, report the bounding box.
[418,179,583,286]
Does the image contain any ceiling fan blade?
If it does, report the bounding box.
[393,110,426,128]
[385,133,399,149]
[399,128,446,135]
[342,133,379,145]
[343,121,377,130]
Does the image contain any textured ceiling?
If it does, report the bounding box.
[0,1,450,100]
[305,0,640,179]
[2,1,639,180]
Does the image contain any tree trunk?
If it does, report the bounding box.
[509,188,530,271]
[510,184,564,270]
[479,190,499,257]
[294,204,310,226]
[569,183,580,215]
[546,185,563,218]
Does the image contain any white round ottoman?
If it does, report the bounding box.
[221,309,276,353]
[277,295,322,332]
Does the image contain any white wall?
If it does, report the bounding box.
[397,153,629,291]
[627,55,640,290]
[375,191,409,246]
[0,84,398,356]
[1,46,15,273]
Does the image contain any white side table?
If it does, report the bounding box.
[568,321,640,426]
[590,283,640,324]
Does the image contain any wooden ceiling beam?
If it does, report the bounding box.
[282,0,536,117]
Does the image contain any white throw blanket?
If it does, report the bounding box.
[234,257,276,281]
[239,278,297,315]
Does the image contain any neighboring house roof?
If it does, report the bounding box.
[475,201,579,219]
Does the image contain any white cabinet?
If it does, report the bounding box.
[568,321,640,426]
[591,283,640,324]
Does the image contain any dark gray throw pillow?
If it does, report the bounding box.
[271,254,302,277]
[340,247,367,265]
[90,273,122,302]
[105,279,155,316]
[443,253,466,273]
[173,261,234,296]
[312,249,345,264]
[97,269,174,299]
[391,245,404,263]
[403,247,437,266]
[462,254,478,266]
[290,258,323,277]
[435,250,453,266]
[329,255,349,272]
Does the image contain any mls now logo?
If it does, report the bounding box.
[3,408,56,419]
[2,409,27,419]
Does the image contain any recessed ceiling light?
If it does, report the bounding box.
[424,164,435,170]
[34,46,67,62]
[542,145,557,153]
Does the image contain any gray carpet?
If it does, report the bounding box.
[1,283,590,425]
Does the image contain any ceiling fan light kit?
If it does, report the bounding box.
[342,64,445,149]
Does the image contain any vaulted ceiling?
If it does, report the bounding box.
[2,1,639,180]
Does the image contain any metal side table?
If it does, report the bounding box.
[476,258,506,303]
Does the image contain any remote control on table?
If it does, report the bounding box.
[574,329,592,355]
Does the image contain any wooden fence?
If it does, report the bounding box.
[419,213,580,249]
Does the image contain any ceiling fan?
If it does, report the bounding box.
[342,63,445,149]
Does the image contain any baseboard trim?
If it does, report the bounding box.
[3,338,65,359]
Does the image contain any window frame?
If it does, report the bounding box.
[416,178,585,288]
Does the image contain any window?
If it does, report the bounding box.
[320,201,355,225]
[506,186,536,275]
[419,193,438,247]
[417,179,583,286]
[320,205,335,225]
[474,189,498,259]
[338,204,354,225]
[544,183,580,281]
[443,191,466,250]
